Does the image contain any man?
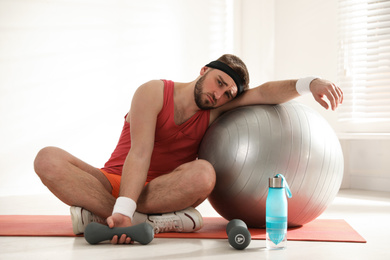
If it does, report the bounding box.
[34,54,343,244]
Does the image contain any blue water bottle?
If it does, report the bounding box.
[266,174,292,250]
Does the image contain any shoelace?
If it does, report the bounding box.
[152,217,183,234]
[92,214,105,224]
[83,209,105,225]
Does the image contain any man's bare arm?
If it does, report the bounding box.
[212,78,343,122]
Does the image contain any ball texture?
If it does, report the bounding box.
[199,102,344,227]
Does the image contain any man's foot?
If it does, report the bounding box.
[70,206,106,235]
[132,207,203,234]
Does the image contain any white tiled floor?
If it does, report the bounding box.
[1,189,390,260]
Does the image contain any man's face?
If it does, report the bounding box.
[194,69,238,110]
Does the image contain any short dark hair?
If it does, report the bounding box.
[217,54,250,92]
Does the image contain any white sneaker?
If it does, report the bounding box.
[132,207,203,234]
[70,206,106,235]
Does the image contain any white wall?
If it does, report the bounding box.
[240,0,275,84]
[274,0,340,130]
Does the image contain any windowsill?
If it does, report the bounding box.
[337,133,390,140]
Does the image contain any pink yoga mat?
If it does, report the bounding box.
[0,215,366,243]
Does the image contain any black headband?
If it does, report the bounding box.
[205,60,244,97]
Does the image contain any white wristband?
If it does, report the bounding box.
[112,197,137,220]
[296,76,318,95]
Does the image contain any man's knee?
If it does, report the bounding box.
[186,159,216,194]
[34,146,63,181]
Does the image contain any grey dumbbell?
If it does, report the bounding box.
[226,219,251,250]
[84,222,154,245]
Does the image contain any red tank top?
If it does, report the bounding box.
[101,80,210,182]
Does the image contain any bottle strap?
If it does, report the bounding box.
[276,174,292,198]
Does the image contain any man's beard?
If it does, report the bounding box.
[194,74,216,110]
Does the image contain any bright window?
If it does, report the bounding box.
[338,0,390,132]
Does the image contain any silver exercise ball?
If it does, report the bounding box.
[199,102,344,228]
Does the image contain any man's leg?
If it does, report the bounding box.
[34,147,215,217]
[34,146,115,219]
[136,159,216,214]
[125,159,215,234]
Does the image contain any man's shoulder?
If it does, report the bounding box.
[140,79,165,89]
[135,80,165,98]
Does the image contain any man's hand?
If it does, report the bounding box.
[310,79,343,110]
[106,213,133,244]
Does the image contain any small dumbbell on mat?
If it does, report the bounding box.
[226,219,251,250]
[84,222,154,245]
